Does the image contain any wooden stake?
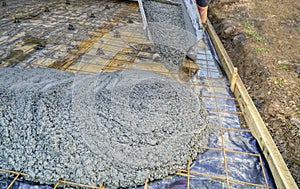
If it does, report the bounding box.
[230,67,238,92]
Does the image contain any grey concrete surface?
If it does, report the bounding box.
[0,67,209,188]
[143,0,197,71]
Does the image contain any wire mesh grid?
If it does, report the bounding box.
[0,1,273,189]
[173,36,271,189]
[64,24,170,75]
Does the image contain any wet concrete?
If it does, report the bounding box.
[0,67,209,188]
[143,0,197,71]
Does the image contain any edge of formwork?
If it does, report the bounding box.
[205,20,298,189]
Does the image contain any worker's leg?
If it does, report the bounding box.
[197,5,208,24]
[196,0,210,24]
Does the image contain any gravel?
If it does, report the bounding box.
[0,67,209,188]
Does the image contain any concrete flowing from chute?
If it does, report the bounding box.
[143,0,197,71]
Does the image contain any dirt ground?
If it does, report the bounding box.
[208,0,300,186]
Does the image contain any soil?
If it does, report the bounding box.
[209,0,300,186]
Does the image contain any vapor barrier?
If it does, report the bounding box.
[134,31,276,189]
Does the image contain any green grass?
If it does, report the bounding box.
[296,28,300,32]
[214,12,221,17]
[279,64,287,72]
[264,13,272,17]
[277,77,284,86]
[255,47,264,53]
[255,36,264,42]
[244,29,259,37]
[242,21,250,27]
[244,28,265,43]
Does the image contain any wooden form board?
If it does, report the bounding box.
[206,20,298,189]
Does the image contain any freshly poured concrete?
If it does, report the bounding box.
[143,0,197,71]
[0,67,209,188]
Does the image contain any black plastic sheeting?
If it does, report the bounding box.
[0,31,276,189]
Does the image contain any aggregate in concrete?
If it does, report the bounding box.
[143,0,197,71]
[0,67,209,188]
